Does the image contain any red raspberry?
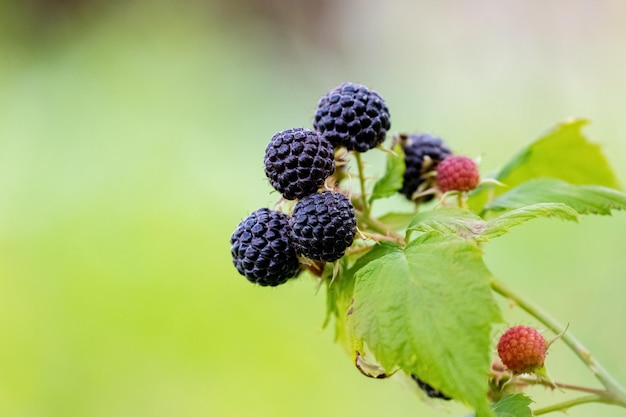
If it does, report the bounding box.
[497,325,547,373]
[435,155,480,192]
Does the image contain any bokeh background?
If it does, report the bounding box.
[1,1,625,416]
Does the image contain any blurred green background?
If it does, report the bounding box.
[1,1,625,416]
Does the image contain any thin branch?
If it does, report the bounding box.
[355,210,405,245]
[491,277,626,406]
[354,152,370,217]
[533,394,613,416]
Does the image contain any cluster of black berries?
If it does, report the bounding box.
[231,82,391,286]
[230,82,481,286]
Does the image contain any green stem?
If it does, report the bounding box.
[354,152,370,217]
[457,193,463,208]
[517,376,610,396]
[491,277,626,405]
[533,394,613,416]
[355,210,405,245]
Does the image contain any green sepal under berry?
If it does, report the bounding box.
[468,119,622,212]
[350,233,501,417]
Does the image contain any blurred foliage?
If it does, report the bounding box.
[0,1,625,416]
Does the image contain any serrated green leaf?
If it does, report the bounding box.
[481,202,579,239]
[493,394,533,417]
[370,144,405,203]
[406,206,486,240]
[405,204,577,242]
[351,234,501,417]
[325,242,401,353]
[469,119,622,212]
[485,178,626,215]
[496,119,620,188]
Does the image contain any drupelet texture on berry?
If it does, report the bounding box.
[436,155,480,193]
[230,208,301,286]
[399,133,452,201]
[289,191,357,262]
[313,82,391,152]
[497,325,547,374]
[264,128,335,200]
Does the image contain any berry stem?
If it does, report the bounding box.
[355,210,405,246]
[517,375,613,396]
[532,394,615,415]
[353,152,371,217]
[359,230,402,243]
[456,192,466,209]
[490,277,626,407]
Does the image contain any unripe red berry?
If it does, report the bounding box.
[436,155,480,192]
[497,325,547,373]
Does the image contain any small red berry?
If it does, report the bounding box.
[497,325,547,373]
[435,155,480,192]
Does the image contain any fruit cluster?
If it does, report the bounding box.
[230,82,481,286]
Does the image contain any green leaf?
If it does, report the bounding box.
[370,144,405,203]
[481,202,579,239]
[485,178,626,215]
[351,234,501,417]
[406,206,486,240]
[325,242,401,352]
[493,394,533,417]
[496,119,620,188]
[469,119,622,212]
[405,205,577,242]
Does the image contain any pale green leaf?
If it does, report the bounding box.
[493,394,533,417]
[405,205,577,242]
[495,119,620,188]
[406,206,486,240]
[481,203,579,239]
[370,143,405,203]
[351,234,501,417]
[485,178,626,215]
[469,119,622,212]
[325,242,401,350]
[464,394,533,417]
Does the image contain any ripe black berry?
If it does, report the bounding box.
[313,82,391,152]
[410,374,451,400]
[289,191,357,262]
[264,128,335,200]
[399,133,452,201]
[230,208,301,286]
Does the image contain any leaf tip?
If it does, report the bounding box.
[562,116,590,128]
